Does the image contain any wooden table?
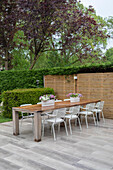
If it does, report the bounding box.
[12,99,100,142]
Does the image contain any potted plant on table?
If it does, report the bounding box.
[39,94,56,106]
[67,93,82,102]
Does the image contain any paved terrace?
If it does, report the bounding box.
[0,119,113,170]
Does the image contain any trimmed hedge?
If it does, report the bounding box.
[0,69,50,93]
[0,63,113,94]
[2,87,54,118]
[0,62,113,103]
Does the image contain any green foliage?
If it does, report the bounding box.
[34,51,66,69]
[1,63,113,96]
[11,30,31,70]
[1,63,113,118]
[0,69,50,93]
[105,47,113,62]
[0,115,12,123]
[105,16,113,36]
[2,87,54,118]
[0,94,2,103]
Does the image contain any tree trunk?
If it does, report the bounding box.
[29,54,39,70]
[5,61,8,70]
[5,49,13,70]
[5,50,9,70]
[29,59,37,70]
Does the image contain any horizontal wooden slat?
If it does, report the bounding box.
[44,73,113,119]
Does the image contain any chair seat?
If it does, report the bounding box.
[92,109,101,112]
[80,111,93,115]
[65,114,78,119]
[46,118,64,124]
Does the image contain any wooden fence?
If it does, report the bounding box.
[44,73,113,119]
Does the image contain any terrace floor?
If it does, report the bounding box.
[0,118,113,170]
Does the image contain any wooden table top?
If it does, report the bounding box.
[12,99,101,113]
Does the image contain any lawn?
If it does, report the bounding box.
[0,115,12,123]
[0,106,12,123]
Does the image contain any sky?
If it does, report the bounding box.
[80,0,113,49]
[80,0,113,18]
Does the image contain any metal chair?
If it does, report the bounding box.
[46,100,63,118]
[42,108,68,140]
[64,99,70,101]
[20,104,34,130]
[55,100,62,102]
[79,103,96,128]
[20,104,34,121]
[64,106,82,134]
[92,101,105,123]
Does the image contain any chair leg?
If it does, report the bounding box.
[75,119,77,127]
[21,113,23,126]
[101,111,105,122]
[64,121,68,136]
[77,117,82,130]
[21,118,23,126]
[80,115,83,125]
[85,115,88,128]
[95,111,99,124]
[32,118,34,133]
[51,125,53,134]
[69,119,72,135]
[52,124,56,141]
[42,120,45,137]
[92,113,96,126]
[58,123,60,132]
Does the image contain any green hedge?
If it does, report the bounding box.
[1,63,113,91]
[0,62,113,103]
[0,63,113,94]
[2,87,54,118]
[0,69,50,93]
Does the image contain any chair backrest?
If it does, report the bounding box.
[64,99,70,101]
[69,106,80,119]
[20,104,32,107]
[55,100,62,102]
[73,106,80,115]
[89,103,95,111]
[99,101,104,110]
[69,107,74,113]
[55,108,66,118]
[20,104,32,114]
[86,103,95,112]
[95,102,100,108]
[37,102,42,104]
[85,103,90,110]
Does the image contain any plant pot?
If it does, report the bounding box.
[70,97,80,102]
[42,100,55,106]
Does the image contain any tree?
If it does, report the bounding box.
[105,47,113,63]
[11,30,31,70]
[105,16,113,38]
[0,0,19,70]
[19,0,108,70]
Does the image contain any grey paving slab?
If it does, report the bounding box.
[0,148,12,158]
[5,154,55,170]
[0,158,21,170]
[0,119,113,169]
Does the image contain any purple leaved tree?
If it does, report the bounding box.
[19,0,108,69]
[0,0,108,70]
[0,0,20,70]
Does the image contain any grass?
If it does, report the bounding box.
[0,115,12,123]
[0,106,12,123]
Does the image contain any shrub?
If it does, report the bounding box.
[2,87,54,118]
[0,94,2,103]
